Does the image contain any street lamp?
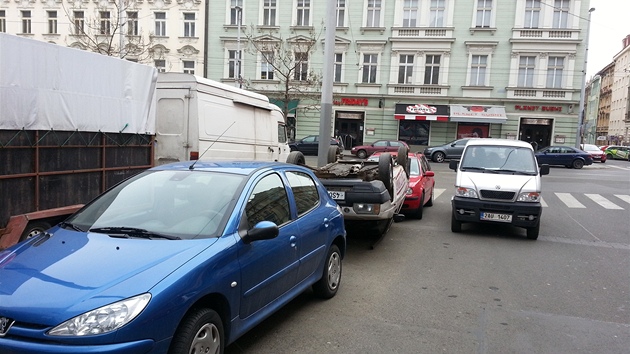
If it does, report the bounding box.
[235,6,242,89]
[575,7,595,148]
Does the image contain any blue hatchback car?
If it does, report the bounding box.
[0,160,346,354]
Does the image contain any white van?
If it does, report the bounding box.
[449,138,550,240]
[155,73,290,164]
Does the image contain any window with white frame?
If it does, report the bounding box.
[294,52,309,81]
[155,59,166,72]
[183,60,195,74]
[398,54,414,84]
[475,0,492,28]
[155,12,166,36]
[366,0,381,27]
[403,0,418,27]
[261,51,275,79]
[336,0,345,27]
[430,0,445,27]
[296,0,310,26]
[424,55,440,84]
[0,10,5,33]
[263,0,277,26]
[546,56,564,88]
[21,10,31,34]
[228,49,242,79]
[100,11,111,35]
[184,13,196,37]
[127,12,138,36]
[74,11,84,35]
[524,0,540,28]
[518,56,536,87]
[362,54,378,83]
[230,0,243,25]
[470,55,488,86]
[552,0,569,28]
[48,11,57,34]
[334,53,343,82]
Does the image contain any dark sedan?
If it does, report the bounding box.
[423,138,476,163]
[535,146,593,169]
[289,135,344,155]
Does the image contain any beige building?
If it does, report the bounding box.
[596,62,615,144]
[610,36,630,144]
[0,0,205,74]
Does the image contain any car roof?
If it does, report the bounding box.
[464,138,533,149]
[150,160,289,175]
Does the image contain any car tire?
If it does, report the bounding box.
[357,149,368,159]
[414,192,424,220]
[451,210,462,233]
[327,145,338,164]
[286,151,306,165]
[19,221,52,242]
[433,151,445,163]
[426,188,434,207]
[396,146,409,177]
[572,159,584,169]
[606,153,613,160]
[378,153,394,199]
[169,308,224,354]
[312,244,342,299]
[526,223,540,240]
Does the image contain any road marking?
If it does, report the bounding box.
[555,193,586,208]
[615,194,630,204]
[540,197,548,207]
[607,165,630,170]
[585,194,624,210]
[434,188,446,200]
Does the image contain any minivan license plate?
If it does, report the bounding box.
[480,212,512,223]
[328,191,345,200]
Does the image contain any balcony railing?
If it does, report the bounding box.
[391,27,454,40]
[512,28,579,41]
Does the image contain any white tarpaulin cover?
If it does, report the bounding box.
[0,33,157,134]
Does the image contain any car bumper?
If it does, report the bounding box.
[337,200,398,221]
[451,196,542,228]
[0,338,156,354]
[402,195,421,212]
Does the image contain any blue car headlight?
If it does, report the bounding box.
[48,293,151,336]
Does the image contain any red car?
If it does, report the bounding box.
[351,140,410,159]
[369,151,435,219]
[581,144,606,163]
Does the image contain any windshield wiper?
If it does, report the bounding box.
[59,221,85,232]
[494,169,534,175]
[88,227,180,240]
[461,166,498,173]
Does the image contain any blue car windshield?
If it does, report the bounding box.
[67,170,245,240]
[461,146,537,174]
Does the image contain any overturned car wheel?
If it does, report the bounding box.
[286,151,306,165]
[378,153,394,199]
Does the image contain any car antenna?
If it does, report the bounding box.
[189,121,236,170]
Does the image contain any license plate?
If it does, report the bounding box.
[328,191,345,200]
[480,212,512,223]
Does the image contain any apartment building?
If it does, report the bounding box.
[0,0,205,74]
[610,38,630,144]
[207,0,591,150]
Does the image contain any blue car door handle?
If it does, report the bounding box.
[290,235,297,248]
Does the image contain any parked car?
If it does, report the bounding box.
[350,140,410,159]
[604,145,630,161]
[423,138,476,163]
[0,160,346,353]
[580,143,606,163]
[289,135,344,155]
[535,145,594,169]
[368,151,435,219]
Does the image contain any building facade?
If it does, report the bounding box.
[206,0,591,151]
[0,0,205,75]
[610,37,630,145]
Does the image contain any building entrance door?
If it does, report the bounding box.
[519,118,553,150]
[335,111,364,148]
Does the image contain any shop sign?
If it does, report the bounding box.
[334,98,369,106]
[515,105,562,112]
[450,105,507,123]
[522,118,552,125]
[394,103,449,121]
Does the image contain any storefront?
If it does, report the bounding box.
[449,105,507,139]
[394,103,449,146]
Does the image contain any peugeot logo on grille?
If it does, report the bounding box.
[0,316,15,336]
[495,185,501,190]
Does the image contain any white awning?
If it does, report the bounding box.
[450,105,507,123]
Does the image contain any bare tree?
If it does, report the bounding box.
[241,26,324,139]
[62,0,153,62]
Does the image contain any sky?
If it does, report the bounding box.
[585,0,630,78]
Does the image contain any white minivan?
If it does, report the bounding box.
[449,138,550,240]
